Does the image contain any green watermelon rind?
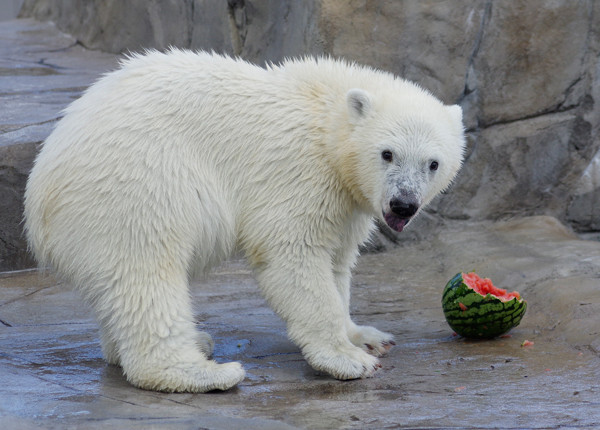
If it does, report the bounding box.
[442,272,527,339]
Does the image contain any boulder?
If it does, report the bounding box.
[433,112,595,221]
[467,1,592,127]
[19,0,324,62]
[18,0,195,53]
[317,0,486,105]
[567,149,600,231]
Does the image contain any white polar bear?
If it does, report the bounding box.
[24,50,465,393]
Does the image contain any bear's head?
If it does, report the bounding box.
[342,86,466,232]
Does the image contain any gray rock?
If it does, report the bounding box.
[19,0,325,62]
[434,112,596,221]
[19,0,483,103]
[566,1,600,232]
[5,1,600,269]
[467,1,593,127]
[567,149,600,230]
[317,0,486,105]
[0,142,37,270]
[208,0,323,63]
[19,0,195,53]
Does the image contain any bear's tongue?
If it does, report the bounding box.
[384,213,408,232]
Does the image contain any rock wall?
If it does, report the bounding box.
[4,0,599,270]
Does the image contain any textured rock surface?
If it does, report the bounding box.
[568,149,600,230]
[434,112,596,220]
[3,1,600,269]
[318,1,485,106]
[467,1,593,127]
[19,0,325,61]
[18,0,600,225]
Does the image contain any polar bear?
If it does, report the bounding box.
[24,50,465,393]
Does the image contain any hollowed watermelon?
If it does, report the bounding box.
[442,272,527,339]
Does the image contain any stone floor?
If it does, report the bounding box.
[2,216,600,429]
[1,18,600,429]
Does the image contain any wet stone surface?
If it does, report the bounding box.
[1,216,599,429]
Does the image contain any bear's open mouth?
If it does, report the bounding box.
[383,212,410,232]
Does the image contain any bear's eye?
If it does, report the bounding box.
[381,150,393,162]
[429,161,439,171]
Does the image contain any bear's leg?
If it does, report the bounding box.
[254,251,380,380]
[98,273,245,393]
[96,292,214,368]
[333,249,395,357]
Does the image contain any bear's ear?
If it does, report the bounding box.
[447,104,463,126]
[346,88,372,122]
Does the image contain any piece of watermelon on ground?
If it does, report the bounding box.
[442,272,527,339]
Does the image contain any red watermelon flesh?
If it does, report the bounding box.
[462,272,520,302]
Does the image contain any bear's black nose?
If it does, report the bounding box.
[390,198,419,219]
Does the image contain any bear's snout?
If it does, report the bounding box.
[389,197,419,219]
[383,196,420,232]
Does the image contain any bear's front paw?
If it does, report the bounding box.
[304,343,381,380]
[348,324,395,357]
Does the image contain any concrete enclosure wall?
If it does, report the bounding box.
[3,0,600,270]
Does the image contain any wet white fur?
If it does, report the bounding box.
[24,50,465,392]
